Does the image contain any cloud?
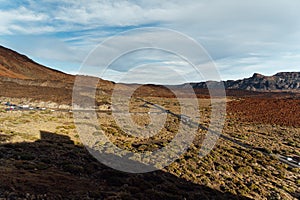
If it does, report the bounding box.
[78,28,221,84]
[0,6,49,34]
[0,0,175,35]
[0,0,299,83]
[215,52,300,80]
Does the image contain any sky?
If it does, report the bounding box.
[0,0,300,84]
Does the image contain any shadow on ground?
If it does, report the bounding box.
[0,131,252,200]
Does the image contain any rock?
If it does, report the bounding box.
[190,72,300,92]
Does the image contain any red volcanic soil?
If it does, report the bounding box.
[227,98,300,127]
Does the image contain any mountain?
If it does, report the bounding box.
[0,45,76,103]
[1,45,299,93]
[0,45,73,82]
[189,72,300,92]
[0,45,116,103]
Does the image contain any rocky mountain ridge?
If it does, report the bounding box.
[189,72,300,92]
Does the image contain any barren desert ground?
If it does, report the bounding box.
[0,88,299,199]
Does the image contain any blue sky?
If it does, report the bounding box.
[0,0,300,83]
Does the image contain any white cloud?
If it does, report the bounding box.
[0,0,299,83]
[102,64,193,85]
[215,52,300,80]
[0,6,49,34]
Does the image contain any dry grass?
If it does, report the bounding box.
[0,95,299,199]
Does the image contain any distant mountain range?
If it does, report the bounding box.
[0,45,299,92]
[187,72,300,92]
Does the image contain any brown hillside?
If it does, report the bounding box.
[0,46,74,82]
